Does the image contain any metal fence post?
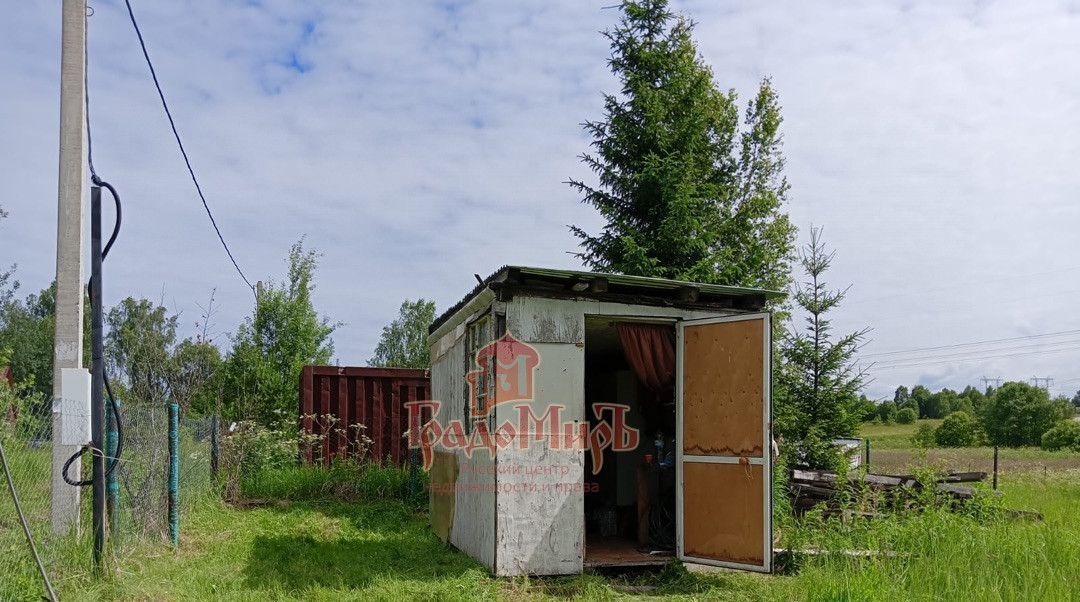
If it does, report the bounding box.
[210,413,219,482]
[864,438,871,468]
[90,185,106,569]
[409,447,419,501]
[168,402,179,547]
[992,446,999,490]
[106,397,120,552]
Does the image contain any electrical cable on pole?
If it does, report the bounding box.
[122,0,257,297]
[56,8,125,570]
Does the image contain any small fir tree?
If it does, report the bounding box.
[775,227,868,469]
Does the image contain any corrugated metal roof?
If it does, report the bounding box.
[430,265,784,334]
[510,266,784,299]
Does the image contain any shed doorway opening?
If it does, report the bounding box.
[583,317,676,568]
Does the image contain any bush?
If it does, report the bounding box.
[0,379,50,440]
[982,382,1068,446]
[1041,420,1080,452]
[876,401,896,424]
[895,407,917,424]
[911,423,936,448]
[220,420,299,500]
[783,431,846,471]
[935,411,980,447]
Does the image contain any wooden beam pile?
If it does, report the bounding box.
[789,469,988,515]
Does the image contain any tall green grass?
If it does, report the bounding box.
[778,509,1079,600]
[763,467,1080,601]
[240,461,429,508]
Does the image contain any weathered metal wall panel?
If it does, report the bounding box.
[430,305,497,571]
[494,435,585,576]
[506,296,584,344]
[299,366,429,466]
[494,299,587,576]
[580,299,728,322]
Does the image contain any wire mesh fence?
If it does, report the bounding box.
[0,389,217,598]
[112,404,215,540]
[0,399,68,599]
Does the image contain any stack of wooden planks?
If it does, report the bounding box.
[789,469,989,516]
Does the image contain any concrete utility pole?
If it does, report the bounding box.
[52,0,88,534]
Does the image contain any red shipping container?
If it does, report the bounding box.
[299,366,430,466]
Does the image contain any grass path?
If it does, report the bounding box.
[81,499,501,601]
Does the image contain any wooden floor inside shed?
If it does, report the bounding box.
[584,536,673,568]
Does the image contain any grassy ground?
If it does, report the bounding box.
[860,419,943,449]
[5,468,1073,601]
[7,426,1080,601]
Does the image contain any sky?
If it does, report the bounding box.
[2,0,1079,401]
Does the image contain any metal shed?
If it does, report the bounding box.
[418,266,782,576]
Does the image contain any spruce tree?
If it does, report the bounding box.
[775,227,868,468]
[569,0,795,290]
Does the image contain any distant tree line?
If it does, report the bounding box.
[866,382,1076,450]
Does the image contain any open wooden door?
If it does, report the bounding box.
[676,313,771,572]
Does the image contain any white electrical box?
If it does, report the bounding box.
[53,367,91,446]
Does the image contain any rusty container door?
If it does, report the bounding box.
[675,313,771,572]
[299,366,430,466]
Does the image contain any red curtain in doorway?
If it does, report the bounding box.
[616,323,676,403]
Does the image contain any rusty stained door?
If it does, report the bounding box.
[675,313,771,572]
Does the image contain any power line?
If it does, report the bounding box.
[122,0,256,297]
[862,328,1080,358]
[867,344,1080,370]
[869,338,1080,367]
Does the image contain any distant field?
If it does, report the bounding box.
[858,419,1080,474]
[859,419,942,449]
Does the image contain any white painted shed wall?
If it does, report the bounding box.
[429,289,741,576]
[430,295,497,571]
